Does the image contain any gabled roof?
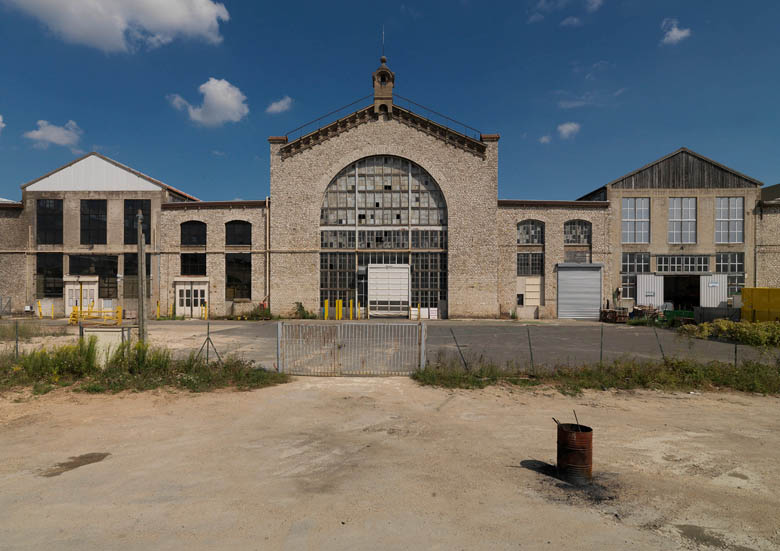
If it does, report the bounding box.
[21,152,199,201]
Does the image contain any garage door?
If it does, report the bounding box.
[368,264,410,317]
[557,264,602,319]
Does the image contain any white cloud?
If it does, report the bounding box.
[660,18,691,45]
[528,13,544,23]
[211,150,225,156]
[266,95,293,115]
[556,90,597,109]
[557,122,581,139]
[0,114,5,135]
[558,99,589,109]
[168,78,249,126]
[613,87,627,97]
[1,0,229,53]
[23,120,83,153]
[539,135,552,144]
[585,0,603,12]
[560,16,582,27]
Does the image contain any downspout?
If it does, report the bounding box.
[754,199,760,287]
[265,196,270,304]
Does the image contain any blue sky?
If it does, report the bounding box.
[0,0,778,202]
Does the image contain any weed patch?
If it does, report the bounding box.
[679,320,780,347]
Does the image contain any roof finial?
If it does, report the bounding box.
[382,25,385,57]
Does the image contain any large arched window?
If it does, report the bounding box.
[319,155,448,315]
[181,221,206,246]
[517,220,544,244]
[564,219,592,244]
[226,220,251,246]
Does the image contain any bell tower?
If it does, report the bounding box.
[372,56,395,115]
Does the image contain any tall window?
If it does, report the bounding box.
[564,220,592,245]
[319,155,448,311]
[716,197,744,243]
[225,253,251,300]
[36,253,63,298]
[124,199,151,245]
[517,220,544,244]
[225,220,252,246]
[181,221,207,246]
[668,197,697,244]
[36,199,63,245]
[69,255,117,298]
[123,253,151,298]
[517,253,544,276]
[80,200,107,245]
[180,253,206,276]
[620,252,650,300]
[656,255,709,273]
[716,252,745,296]
[622,198,650,243]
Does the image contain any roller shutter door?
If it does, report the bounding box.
[557,265,602,319]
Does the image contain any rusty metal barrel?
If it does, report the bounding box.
[556,423,593,485]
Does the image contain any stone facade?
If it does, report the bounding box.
[756,202,780,288]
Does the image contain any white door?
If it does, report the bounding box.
[700,274,728,307]
[65,282,98,311]
[636,274,664,307]
[175,281,209,318]
[368,264,410,317]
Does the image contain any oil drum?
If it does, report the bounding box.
[556,423,593,485]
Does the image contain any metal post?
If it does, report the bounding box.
[527,326,535,372]
[79,282,83,323]
[734,342,738,369]
[653,325,666,361]
[15,319,19,359]
[137,210,147,342]
[600,324,604,365]
[206,322,210,364]
[276,321,282,372]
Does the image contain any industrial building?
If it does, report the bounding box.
[1,57,778,320]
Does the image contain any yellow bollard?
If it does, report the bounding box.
[156,300,160,320]
[337,299,343,320]
[418,303,421,321]
[324,299,329,320]
[51,304,54,320]
[37,300,42,319]
[168,302,173,318]
[357,302,360,320]
[349,299,353,320]
[205,301,208,320]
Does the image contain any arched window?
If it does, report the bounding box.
[319,155,448,313]
[564,220,592,245]
[181,221,206,246]
[225,220,251,246]
[517,220,544,245]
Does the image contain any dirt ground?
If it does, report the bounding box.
[1,379,778,550]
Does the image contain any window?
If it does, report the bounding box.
[180,253,206,276]
[517,220,544,245]
[716,252,745,296]
[181,221,207,246]
[123,253,151,298]
[69,255,117,298]
[716,197,744,243]
[620,253,650,300]
[411,253,447,308]
[226,220,251,246]
[36,253,63,298]
[36,199,63,245]
[564,220,592,245]
[517,253,544,276]
[80,200,107,245]
[322,230,357,249]
[564,250,591,263]
[621,198,650,243]
[411,230,447,249]
[321,252,356,308]
[124,200,151,245]
[225,253,251,300]
[358,230,408,249]
[668,197,697,244]
[656,255,709,273]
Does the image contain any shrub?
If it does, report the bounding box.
[679,320,780,347]
[293,302,317,319]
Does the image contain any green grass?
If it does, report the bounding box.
[0,321,68,342]
[0,337,289,394]
[412,354,780,395]
[679,320,780,347]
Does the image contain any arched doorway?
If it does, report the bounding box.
[320,155,448,318]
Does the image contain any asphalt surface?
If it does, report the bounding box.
[146,319,775,371]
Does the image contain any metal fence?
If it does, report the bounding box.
[0,297,10,317]
[277,322,426,376]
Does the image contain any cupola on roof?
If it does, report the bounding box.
[372,56,395,115]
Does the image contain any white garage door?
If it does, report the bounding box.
[368,264,410,317]
[557,264,602,319]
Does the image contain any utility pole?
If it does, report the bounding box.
[137,210,147,342]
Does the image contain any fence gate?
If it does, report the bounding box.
[277,322,426,376]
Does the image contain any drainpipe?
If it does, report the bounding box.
[754,199,760,287]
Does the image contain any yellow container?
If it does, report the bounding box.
[769,289,780,311]
[769,310,780,322]
[741,307,752,322]
[754,310,770,322]
[754,288,770,310]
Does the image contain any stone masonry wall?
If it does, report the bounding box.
[756,203,780,288]
[0,207,29,313]
[159,206,267,317]
[496,205,611,318]
[269,114,499,318]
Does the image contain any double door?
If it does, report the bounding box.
[175,281,209,318]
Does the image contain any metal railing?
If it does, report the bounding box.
[277,322,426,376]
